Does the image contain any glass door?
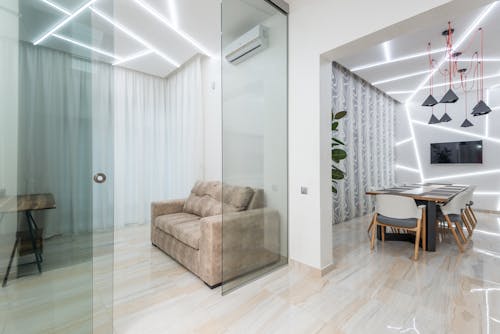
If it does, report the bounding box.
[0,1,114,332]
[221,0,288,294]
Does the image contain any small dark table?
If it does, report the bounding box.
[1,193,56,287]
[366,183,470,252]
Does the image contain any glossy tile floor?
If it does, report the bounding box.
[113,212,500,334]
[1,212,499,333]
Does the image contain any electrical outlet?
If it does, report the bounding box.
[301,187,308,195]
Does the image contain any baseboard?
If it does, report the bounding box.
[289,259,334,278]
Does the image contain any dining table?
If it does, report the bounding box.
[366,183,471,252]
[0,193,56,287]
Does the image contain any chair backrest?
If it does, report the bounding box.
[375,195,420,219]
[441,191,467,215]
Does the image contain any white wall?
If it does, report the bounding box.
[201,56,222,182]
[395,89,500,211]
[287,0,466,270]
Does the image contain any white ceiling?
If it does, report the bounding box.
[19,0,221,78]
[335,2,500,109]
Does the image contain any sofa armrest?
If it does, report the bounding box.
[151,199,185,237]
[199,208,281,286]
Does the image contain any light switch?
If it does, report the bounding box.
[301,187,308,195]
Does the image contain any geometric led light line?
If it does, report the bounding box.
[395,164,420,173]
[373,69,432,85]
[395,138,413,146]
[113,49,153,66]
[40,0,71,15]
[133,0,217,58]
[424,169,500,182]
[383,41,391,61]
[351,47,447,72]
[34,0,97,45]
[412,120,500,144]
[404,104,424,182]
[167,0,179,28]
[89,6,180,67]
[406,2,498,103]
[52,34,122,60]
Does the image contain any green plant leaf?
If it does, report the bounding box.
[331,122,338,131]
[332,168,345,180]
[334,111,347,119]
[332,186,337,194]
[332,149,347,163]
[332,137,345,146]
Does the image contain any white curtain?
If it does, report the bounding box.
[331,62,396,224]
[113,58,203,228]
[19,43,203,234]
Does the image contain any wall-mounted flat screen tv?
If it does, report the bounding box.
[430,140,483,164]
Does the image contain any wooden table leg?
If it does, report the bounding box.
[426,201,437,252]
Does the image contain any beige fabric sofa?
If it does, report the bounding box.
[151,181,281,287]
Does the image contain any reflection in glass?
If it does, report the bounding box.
[0,1,113,332]
[221,0,288,294]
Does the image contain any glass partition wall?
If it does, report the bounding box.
[221,0,288,294]
[0,1,114,332]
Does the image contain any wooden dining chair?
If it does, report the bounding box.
[463,187,477,229]
[370,195,426,261]
[439,193,470,252]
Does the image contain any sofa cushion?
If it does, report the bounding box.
[223,184,254,210]
[184,181,222,217]
[155,213,201,249]
[183,181,255,217]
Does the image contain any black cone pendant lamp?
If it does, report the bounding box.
[439,88,459,103]
[422,94,438,107]
[439,111,452,122]
[428,114,441,124]
[460,82,473,128]
[422,43,438,107]
[439,24,459,104]
[472,29,493,117]
[472,100,492,116]
[461,119,474,128]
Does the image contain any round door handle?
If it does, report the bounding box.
[93,173,107,184]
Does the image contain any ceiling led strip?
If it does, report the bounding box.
[90,6,180,67]
[52,33,122,60]
[34,0,97,45]
[133,0,217,58]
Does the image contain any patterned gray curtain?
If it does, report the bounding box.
[331,62,398,224]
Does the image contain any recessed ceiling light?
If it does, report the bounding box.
[113,49,154,66]
[372,69,432,85]
[34,0,97,45]
[133,0,217,58]
[90,6,180,67]
[40,0,71,15]
[351,47,447,72]
[52,33,121,60]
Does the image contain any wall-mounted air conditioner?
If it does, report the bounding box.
[224,25,268,65]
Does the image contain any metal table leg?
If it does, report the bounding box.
[426,201,437,251]
[2,238,19,287]
[25,211,42,273]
